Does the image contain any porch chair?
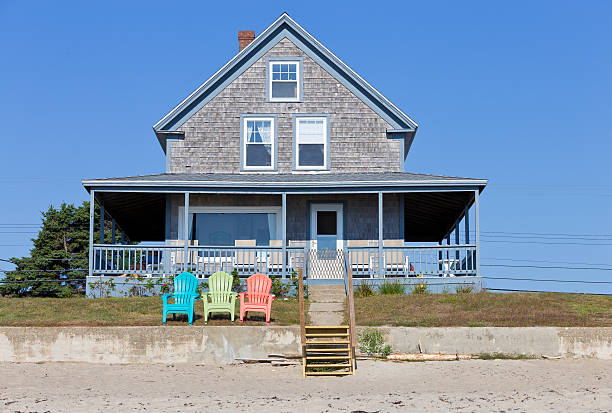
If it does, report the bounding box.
[234,239,257,274]
[267,240,286,274]
[170,240,199,273]
[347,240,372,277]
[383,239,407,275]
[162,271,200,325]
[239,273,275,324]
[202,271,237,323]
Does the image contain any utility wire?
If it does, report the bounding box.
[482,276,612,284]
[481,264,612,271]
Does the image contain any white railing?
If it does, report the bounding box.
[92,244,477,279]
[92,244,306,278]
[346,245,477,278]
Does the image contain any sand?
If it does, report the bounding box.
[1,359,611,412]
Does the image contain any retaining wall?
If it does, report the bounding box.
[0,326,610,364]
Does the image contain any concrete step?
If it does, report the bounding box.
[309,285,346,294]
[308,302,344,312]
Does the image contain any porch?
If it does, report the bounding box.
[83,173,485,282]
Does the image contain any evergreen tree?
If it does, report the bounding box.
[0,201,107,297]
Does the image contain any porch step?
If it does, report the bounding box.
[303,325,354,377]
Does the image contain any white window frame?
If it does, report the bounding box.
[242,116,276,171]
[294,115,329,170]
[268,59,301,102]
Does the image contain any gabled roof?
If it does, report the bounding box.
[153,13,418,150]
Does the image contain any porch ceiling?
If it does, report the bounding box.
[95,192,165,242]
[404,191,474,242]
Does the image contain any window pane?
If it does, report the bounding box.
[246,144,271,166]
[192,213,276,246]
[272,64,281,73]
[298,119,325,144]
[317,211,337,235]
[299,144,324,166]
[246,120,271,143]
[271,81,297,98]
[288,64,296,73]
[280,72,288,80]
[281,64,288,72]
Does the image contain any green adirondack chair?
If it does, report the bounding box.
[202,271,237,323]
[162,272,200,325]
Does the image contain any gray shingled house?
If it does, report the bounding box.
[82,14,486,290]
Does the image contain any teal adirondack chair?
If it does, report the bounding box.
[162,272,200,325]
[202,271,237,323]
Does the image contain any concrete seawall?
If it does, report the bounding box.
[0,326,610,364]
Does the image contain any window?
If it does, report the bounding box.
[268,59,301,101]
[294,115,329,170]
[241,116,276,170]
[179,206,282,247]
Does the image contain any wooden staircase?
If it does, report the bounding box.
[303,326,354,376]
[298,267,357,377]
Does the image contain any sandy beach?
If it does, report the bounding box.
[1,359,611,412]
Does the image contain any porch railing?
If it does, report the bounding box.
[92,244,306,278]
[92,244,477,279]
[346,245,477,278]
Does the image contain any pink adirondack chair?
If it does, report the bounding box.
[239,273,275,324]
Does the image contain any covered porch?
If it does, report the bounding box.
[83,173,485,282]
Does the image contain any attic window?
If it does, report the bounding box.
[268,59,301,102]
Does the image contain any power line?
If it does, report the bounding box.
[482,276,612,284]
[483,257,612,267]
[484,288,612,296]
[481,264,612,271]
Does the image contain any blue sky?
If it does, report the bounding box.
[1,1,611,293]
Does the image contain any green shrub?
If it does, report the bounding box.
[270,275,290,297]
[290,270,308,299]
[355,281,375,298]
[410,282,429,294]
[378,280,405,295]
[358,328,392,357]
[455,284,475,294]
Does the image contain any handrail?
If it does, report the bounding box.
[298,267,306,355]
[343,251,357,371]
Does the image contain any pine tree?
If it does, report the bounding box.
[0,201,107,297]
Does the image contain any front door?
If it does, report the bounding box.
[309,203,344,279]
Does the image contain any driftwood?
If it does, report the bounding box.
[268,353,303,359]
[387,353,473,361]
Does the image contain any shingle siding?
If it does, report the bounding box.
[170,38,401,174]
[169,193,402,243]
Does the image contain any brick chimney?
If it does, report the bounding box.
[238,31,255,52]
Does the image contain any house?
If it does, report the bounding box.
[82,13,486,292]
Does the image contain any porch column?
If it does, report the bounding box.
[464,204,470,244]
[183,192,190,273]
[99,203,104,244]
[111,219,116,244]
[88,190,95,277]
[465,204,471,271]
[454,219,460,262]
[281,193,287,279]
[378,192,384,278]
[474,190,480,277]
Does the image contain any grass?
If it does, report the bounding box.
[352,292,612,327]
[0,297,306,327]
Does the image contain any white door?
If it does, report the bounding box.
[310,203,343,251]
[309,204,344,279]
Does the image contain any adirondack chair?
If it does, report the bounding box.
[239,273,275,324]
[162,272,200,325]
[202,271,237,323]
